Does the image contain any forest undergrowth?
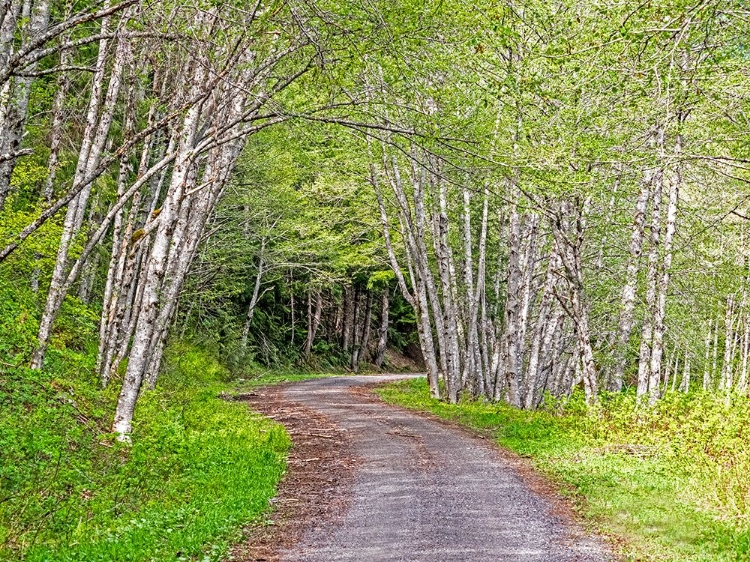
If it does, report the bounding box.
[377,378,750,562]
[0,282,291,562]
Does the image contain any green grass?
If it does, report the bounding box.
[377,377,750,561]
[0,341,290,562]
[0,268,347,562]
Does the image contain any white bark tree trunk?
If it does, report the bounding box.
[636,166,664,398]
[31,15,130,369]
[0,0,50,207]
[502,194,523,406]
[112,75,203,437]
[611,171,652,390]
[553,201,598,404]
[648,133,682,404]
[370,162,440,397]
[375,289,389,368]
[720,296,735,393]
[304,290,323,359]
[739,321,750,394]
[241,235,267,348]
[524,245,560,409]
[703,318,713,390]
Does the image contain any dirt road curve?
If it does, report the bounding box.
[271,375,611,562]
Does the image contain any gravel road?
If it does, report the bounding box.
[275,374,611,562]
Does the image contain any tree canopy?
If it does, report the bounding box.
[0,0,748,432]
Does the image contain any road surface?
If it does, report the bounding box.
[267,375,611,562]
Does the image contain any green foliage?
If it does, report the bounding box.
[0,278,38,364]
[0,343,289,562]
[234,371,338,390]
[178,125,415,368]
[367,270,395,290]
[0,204,65,286]
[378,378,750,561]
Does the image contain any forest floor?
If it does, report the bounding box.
[231,374,611,562]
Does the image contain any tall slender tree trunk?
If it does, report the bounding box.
[241,237,266,348]
[370,162,439,397]
[473,185,490,397]
[712,315,720,386]
[637,163,664,398]
[648,133,682,404]
[433,174,461,402]
[353,290,373,371]
[304,290,323,359]
[611,171,652,390]
[502,194,523,406]
[0,0,50,209]
[412,170,447,380]
[461,185,477,392]
[342,284,354,353]
[375,289,389,368]
[43,20,73,203]
[703,318,713,390]
[680,348,691,392]
[720,296,735,393]
[739,321,750,394]
[536,307,565,405]
[553,201,598,404]
[96,89,151,379]
[524,245,560,409]
[515,213,540,403]
[143,151,238,390]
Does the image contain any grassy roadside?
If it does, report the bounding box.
[0,341,297,562]
[376,377,750,562]
[0,272,361,562]
[233,371,337,390]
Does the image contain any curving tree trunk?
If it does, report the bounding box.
[31,15,131,369]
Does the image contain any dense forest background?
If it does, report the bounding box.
[1,0,750,559]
